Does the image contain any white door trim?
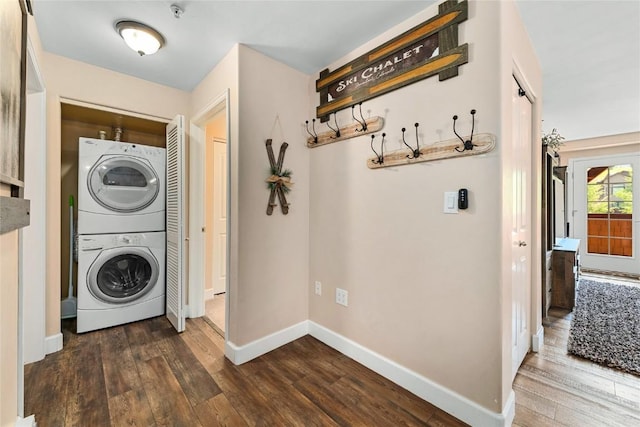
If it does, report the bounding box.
[20,36,46,421]
[189,90,231,344]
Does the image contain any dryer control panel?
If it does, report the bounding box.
[116,234,141,246]
[79,234,143,250]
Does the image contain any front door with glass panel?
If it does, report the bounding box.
[88,156,160,213]
[571,155,639,275]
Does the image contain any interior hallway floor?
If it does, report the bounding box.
[24,316,468,426]
[512,273,640,427]
[205,293,225,335]
[25,271,640,426]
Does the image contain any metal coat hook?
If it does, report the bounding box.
[352,102,368,132]
[370,133,385,164]
[326,113,341,138]
[305,119,318,144]
[453,109,476,152]
[401,123,421,159]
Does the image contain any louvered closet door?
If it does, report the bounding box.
[166,115,186,332]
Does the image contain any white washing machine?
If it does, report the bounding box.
[77,232,165,333]
[78,137,166,234]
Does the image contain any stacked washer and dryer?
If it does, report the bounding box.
[76,137,166,333]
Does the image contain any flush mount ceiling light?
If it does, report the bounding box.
[116,20,165,56]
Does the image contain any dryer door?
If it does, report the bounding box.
[87,247,159,304]
[88,156,160,213]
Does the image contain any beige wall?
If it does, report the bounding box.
[558,131,640,166]
[310,1,501,411]
[308,1,541,414]
[191,45,311,345]
[0,184,20,426]
[233,45,311,344]
[42,52,190,337]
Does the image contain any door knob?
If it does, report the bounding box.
[518,241,527,247]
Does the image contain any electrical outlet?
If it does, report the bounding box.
[336,288,348,306]
[314,281,322,296]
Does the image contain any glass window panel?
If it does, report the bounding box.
[588,218,608,236]
[587,237,609,254]
[610,164,632,183]
[610,183,632,201]
[610,219,632,238]
[587,184,608,202]
[588,201,609,214]
[587,167,608,184]
[610,201,633,214]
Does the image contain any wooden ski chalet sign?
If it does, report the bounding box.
[316,0,468,120]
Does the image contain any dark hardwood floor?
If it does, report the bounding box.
[25,316,468,426]
[512,308,640,427]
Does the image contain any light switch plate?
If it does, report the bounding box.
[444,191,458,214]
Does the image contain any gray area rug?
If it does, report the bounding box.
[567,279,640,375]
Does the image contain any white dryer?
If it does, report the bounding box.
[78,137,166,234]
[77,232,165,333]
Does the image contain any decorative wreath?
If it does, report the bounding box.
[266,167,293,192]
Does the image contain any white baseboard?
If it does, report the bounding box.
[204,289,215,301]
[15,415,36,426]
[45,333,63,354]
[225,321,308,365]
[308,321,513,427]
[221,319,513,426]
[532,325,544,352]
[503,390,516,426]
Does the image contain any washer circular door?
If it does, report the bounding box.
[88,156,160,213]
[87,247,159,304]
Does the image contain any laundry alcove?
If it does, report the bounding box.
[59,102,167,303]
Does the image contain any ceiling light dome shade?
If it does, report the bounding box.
[116,20,165,56]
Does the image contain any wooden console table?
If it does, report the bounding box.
[551,238,580,310]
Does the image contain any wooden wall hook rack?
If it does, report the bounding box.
[307,117,384,148]
[367,133,496,169]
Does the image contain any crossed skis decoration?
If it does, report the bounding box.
[265,139,293,215]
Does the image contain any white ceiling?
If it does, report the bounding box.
[32,1,639,142]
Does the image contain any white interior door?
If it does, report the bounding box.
[511,77,532,379]
[570,154,639,275]
[212,138,227,295]
[166,115,186,332]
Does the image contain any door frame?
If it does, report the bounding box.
[188,90,230,341]
[19,36,46,419]
[510,74,534,379]
[507,62,544,375]
[568,153,640,274]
